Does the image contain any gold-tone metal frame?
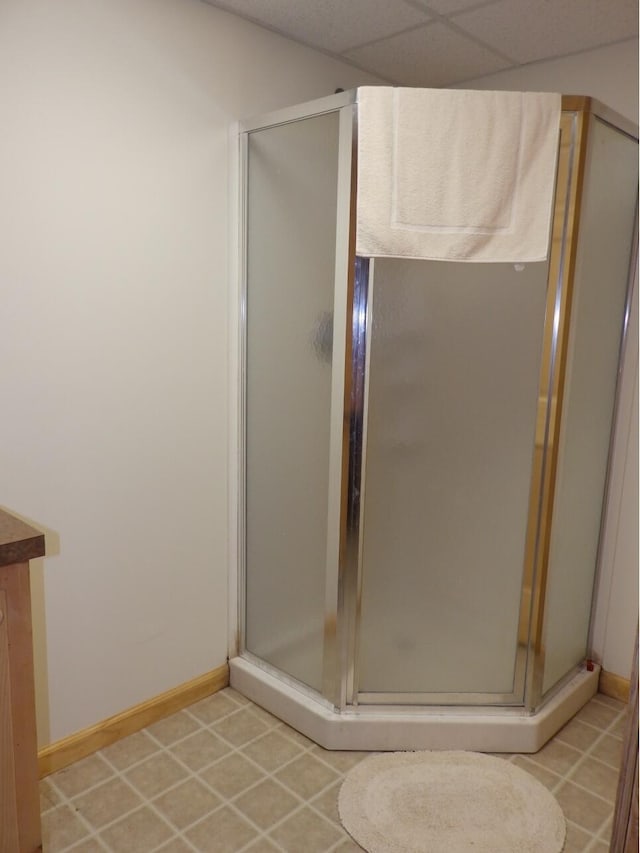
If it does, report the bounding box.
[351,101,584,709]
[522,102,590,710]
[522,96,639,710]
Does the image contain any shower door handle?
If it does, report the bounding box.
[311,311,334,364]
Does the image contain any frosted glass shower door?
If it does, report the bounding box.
[357,259,549,702]
[243,111,341,692]
[541,119,638,696]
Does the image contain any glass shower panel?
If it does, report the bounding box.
[244,112,340,692]
[541,120,638,695]
[358,259,549,698]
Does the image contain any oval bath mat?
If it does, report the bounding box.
[338,750,565,853]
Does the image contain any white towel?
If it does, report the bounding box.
[356,87,561,263]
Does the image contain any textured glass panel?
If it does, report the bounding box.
[358,259,548,696]
[244,112,340,691]
[542,121,638,694]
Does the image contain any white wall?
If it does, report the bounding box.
[463,39,638,123]
[0,0,379,745]
[465,39,639,680]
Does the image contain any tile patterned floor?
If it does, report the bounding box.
[40,689,627,852]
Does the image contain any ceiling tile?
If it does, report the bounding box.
[452,0,639,64]
[206,0,433,53]
[344,21,511,86]
[419,0,503,15]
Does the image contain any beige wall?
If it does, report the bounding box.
[463,39,638,123]
[465,39,639,680]
[0,0,379,745]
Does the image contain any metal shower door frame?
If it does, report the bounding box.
[237,91,359,711]
[344,105,584,710]
[237,92,613,714]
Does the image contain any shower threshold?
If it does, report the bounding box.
[229,656,599,753]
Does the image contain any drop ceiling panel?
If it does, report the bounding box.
[420,0,503,14]
[345,22,511,86]
[208,0,433,53]
[453,0,639,64]
[202,0,638,87]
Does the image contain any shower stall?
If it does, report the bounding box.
[230,90,638,752]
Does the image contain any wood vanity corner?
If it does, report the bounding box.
[0,510,46,853]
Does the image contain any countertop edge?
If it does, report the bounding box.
[0,509,47,568]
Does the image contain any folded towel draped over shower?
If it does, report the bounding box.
[356,86,561,263]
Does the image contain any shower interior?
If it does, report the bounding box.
[231,90,638,752]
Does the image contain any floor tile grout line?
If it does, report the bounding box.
[555,718,623,744]
[562,743,607,785]
[96,740,251,850]
[130,708,347,850]
[45,754,120,800]
[583,836,606,852]
[571,708,627,741]
[48,737,612,853]
[506,753,565,792]
[235,742,343,804]
[591,695,627,711]
[234,836,287,853]
[308,747,372,778]
[45,765,613,852]
[186,789,296,846]
[196,740,344,821]
[43,690,623,853]
[182,702,248,729]
[549,746,619,839]
[171,729,354,849]
[100,748,209,828]
[104,705,291,802]
[521,733,621,803]
[44,771,109,851]
[592,810,615,841]
[563,717,624,737]
[98,702,320,843]
[554,761,620,806]
[562,723,624,802]
[70,795,178,850]
[195,723,314,783]
[147,826,201,853]
[553,737,623,772]
[505,732,620,835]
[518,749,584,786]
[589,749,624,771]
[61,835,109,853]
[229,793,345,851]
[61,741,223,851]
[264,767,354,842]
[604,707,629,731]
[65,837,111,853]
[182,685,283,730]
[564,817,598,842]
[197,724,317,781]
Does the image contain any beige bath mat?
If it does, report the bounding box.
[338,750,565,852]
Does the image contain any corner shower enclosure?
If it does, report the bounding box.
[231,90,638,752]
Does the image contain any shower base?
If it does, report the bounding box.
[229,656,599,753]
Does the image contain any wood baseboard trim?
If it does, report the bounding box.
[599,668,631,703]
[38,663,230,778]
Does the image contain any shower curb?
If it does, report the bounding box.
[230,656,599,754]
